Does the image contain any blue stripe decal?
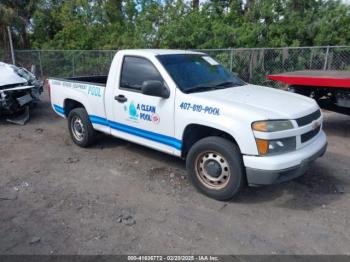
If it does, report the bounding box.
[89,115,182,150]
[53,104,181,150]
[54,104,65,114]
[89,115,109,126]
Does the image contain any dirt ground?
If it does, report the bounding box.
[0,90,349,255]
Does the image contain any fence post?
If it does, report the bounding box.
[230,48,233,72]
[249,51,253,82]
[324,46,330,70]
[38,50,43,77]
[309,48,314,69]
[72,53,75,77]
[7,26,16,65]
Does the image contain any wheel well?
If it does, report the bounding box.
[64,99,85,117]
[181,124,239,158]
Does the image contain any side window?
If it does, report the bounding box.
[120,56,163,91]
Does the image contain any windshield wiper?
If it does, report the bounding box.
[184,81,244,93]
[184,85,225,93]
[215,81,244,87]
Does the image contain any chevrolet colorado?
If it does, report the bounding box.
[49,49,327,200]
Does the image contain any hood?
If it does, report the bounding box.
[0,62,27,87]
[194,84,319,119]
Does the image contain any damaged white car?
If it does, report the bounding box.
[0,62,43,124]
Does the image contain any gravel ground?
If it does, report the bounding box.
[0,91,349,255]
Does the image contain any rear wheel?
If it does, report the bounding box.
[186,136,245,201]
[68,108,96,147]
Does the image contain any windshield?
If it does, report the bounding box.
[157,54,245,93]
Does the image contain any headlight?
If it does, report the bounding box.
[252,120,293,132]
[255,137,296,156]
[252,120,295,155]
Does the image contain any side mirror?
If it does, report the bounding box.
[141,80,170,98]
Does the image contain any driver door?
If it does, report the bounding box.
[107,55,179,154]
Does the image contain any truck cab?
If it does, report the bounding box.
[49,49,327,200]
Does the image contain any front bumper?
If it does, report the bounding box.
[244,131,327,185]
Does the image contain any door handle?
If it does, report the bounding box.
[114,94,127,103]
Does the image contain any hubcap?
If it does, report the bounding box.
[71,116,85,142]
[205,160,222,178]
[195,152,231,190]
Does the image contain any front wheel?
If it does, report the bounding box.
[186,136,245,201]
[68,107,96,147]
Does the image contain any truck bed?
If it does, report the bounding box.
[49,75,107,122]
[267,70,350,89]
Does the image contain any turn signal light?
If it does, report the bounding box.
[255,139,269,155]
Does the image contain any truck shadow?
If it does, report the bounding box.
[91,133,348,211]
[86,112,349,210]
[234,157,347,210]
[92,134,185,168]
[322,111,350,138]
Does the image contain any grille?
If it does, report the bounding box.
[301,126,321,143]
[296,110,321,126]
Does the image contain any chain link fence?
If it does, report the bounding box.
[1,46,350,87]
[202,46,350,88]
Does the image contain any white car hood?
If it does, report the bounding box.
[0,62,27,86]
[195,84,319,119]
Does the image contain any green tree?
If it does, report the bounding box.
[1,0,39,48]
[32,0,106,49]
[26,0,350,50]
[0,4,16,49]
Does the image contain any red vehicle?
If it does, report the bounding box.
[267,70,350,115]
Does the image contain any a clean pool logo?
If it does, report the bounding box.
[151,113,160,124]
[128,101,139,120]
[124,102,159,124]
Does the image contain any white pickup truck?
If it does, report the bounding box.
[49,49,327,200]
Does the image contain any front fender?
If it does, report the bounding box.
[177,114,258,155]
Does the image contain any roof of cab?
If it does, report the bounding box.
[119,49,205,56]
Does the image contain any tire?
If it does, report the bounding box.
[186,136,245,201]
[67,107,96,147]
